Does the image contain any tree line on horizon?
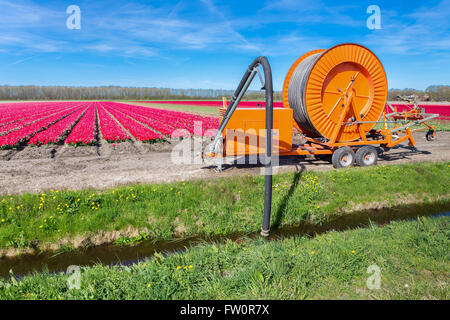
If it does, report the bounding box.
[0,85,448,102]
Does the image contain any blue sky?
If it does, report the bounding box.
[0,0,449,91]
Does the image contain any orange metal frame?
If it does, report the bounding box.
[216,43,436,159]
[220,97,432,158]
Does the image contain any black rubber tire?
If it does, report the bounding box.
[380,144,391,153]
[331,147,356,169]
[355,145,378,167]
[426,129,436,141]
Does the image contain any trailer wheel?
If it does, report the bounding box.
[355,146,378,167]
[380,144,391,153]
[426,129,436,141]
[331,147,355,169]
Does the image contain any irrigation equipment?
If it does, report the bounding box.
[205,43,440,235]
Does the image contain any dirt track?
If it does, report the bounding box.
[0,132,449,195]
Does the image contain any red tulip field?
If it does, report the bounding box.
[137,100,450,120]
[0,101,219,149]
[1,100,449,151]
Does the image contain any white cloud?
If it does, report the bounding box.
[0,0,61,26]
[364,1,450,55]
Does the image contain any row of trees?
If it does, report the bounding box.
[0,86,236,101]
[387,85,449,102]
[0,85,447,101]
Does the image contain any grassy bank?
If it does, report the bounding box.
[432,120,450,131]
[0,162,449,253]
[0,216,448,299]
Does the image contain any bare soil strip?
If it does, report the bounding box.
[0,132,449,195]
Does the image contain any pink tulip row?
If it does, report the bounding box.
[65,104,97,145]
[101,104,163,142]
[100,102,176,136]
[104,102,219,137]
[97,103,130,142]
[0,102,85,128]
[28,104,90,146]
[0,102,61,125]
[0,104,81,136]
[0,105,82,148]
[0,100,223,148]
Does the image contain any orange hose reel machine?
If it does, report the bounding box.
[219,43,393,169]
[282,43,388,143]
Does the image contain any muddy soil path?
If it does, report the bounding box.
[0,132,449,195]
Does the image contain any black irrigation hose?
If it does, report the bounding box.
[221,56,274,236]
[257,58,274,237]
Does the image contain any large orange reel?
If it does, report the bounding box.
[283,43,388,142]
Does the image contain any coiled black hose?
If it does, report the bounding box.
[287,52,324,137]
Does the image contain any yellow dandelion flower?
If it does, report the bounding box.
[147,283,151,288]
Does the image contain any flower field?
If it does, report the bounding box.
[138,100,450,120]
[1,100,447,150]
[0,101,219,149]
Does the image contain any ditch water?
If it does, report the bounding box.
[0,201,449,279]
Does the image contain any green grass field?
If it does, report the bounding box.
[1,215,447,300]
[129,101,219,115]
[1,162,449,254]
